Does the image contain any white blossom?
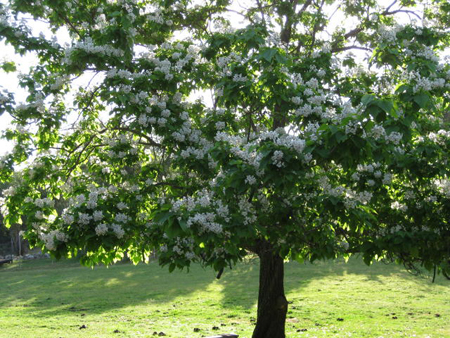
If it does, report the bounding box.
[95,223,108,236]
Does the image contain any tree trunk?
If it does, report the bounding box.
[252,242,288,338]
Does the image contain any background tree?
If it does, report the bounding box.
[0,181,28,256]
[1,0,449,337]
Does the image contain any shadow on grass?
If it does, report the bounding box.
[1,258,219,317]
[211,255,442,312]
[0,255,443,319]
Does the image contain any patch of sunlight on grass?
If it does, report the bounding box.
[104,277,122,286]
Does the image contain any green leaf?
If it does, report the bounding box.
[261,48,277,63]
[395,84,410,94]
[375,100,393,114]
[179,219,188,231]
[363,254,373,266]
[1,61,16,73]
[335,131,347,143]
[413,93,430,109]
[361,94,375,105]
[168,263,176,273]
[153,211,174,225]
[275,53,287,64]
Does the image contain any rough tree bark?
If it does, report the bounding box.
[252,241,289,338]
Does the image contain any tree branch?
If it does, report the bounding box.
[384,9,422,20]
[385,0,398,13]
[332,45,372,53]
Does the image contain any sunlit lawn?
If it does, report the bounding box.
[0,257,449,338]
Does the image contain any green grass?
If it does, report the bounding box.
[0,257,449,338]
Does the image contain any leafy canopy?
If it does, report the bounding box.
[0,0,449,275]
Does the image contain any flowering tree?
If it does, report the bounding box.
[1,0,450,337]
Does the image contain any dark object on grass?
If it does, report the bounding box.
[0,258,12,266]
[337,318,344,321]
[194,328,201,332]
[79,325,87,329]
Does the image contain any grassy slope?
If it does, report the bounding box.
[0,257,449,338]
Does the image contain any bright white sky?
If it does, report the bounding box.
[0,0,423,156]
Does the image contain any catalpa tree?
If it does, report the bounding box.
[0,0,449,337]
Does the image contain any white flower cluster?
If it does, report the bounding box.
[317,174,374,209]
[171,237,196,260]
[111,223,125,238]
[232,74,247,82]
[379,224,442,236]
[49,75,69,91]
[0,155,7,170]
[391,201,408,212]
[408,45,439,63]
[115,212,129,223]
[168,190,233,235]
[64,37,125,65]
[354,162,393,185]
[404,71,448,93]
[271,150,284,168]
[425,130,450,145]
[378,24,403,43]
[78,212,92,225]
[245,175,257,185]
[139,4,166,25]
[433,178,450,197]
[187,212,223,234]
[180,142,213,160]
[344,120,362,136]
[171,190,229,216]
[39,230,68,251]
[343,190,373,209]
[215,130,307,171]
[93,210,104,221]
[403,190,416,200]
[365,124,403,145]
[238,197,257,225]
[3,186,16,197]
[94,222,125,238]
[291,77,330,119]
[94,13,108,31]
[0,91,10,104]
[289,73,303,89]
[15,91,46,114]
[140,43,200,76]
[25,197,54,208]
[105,68,153,84]
[216,52,246,78]
[311,43,331,58]
[95,223,108,236]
